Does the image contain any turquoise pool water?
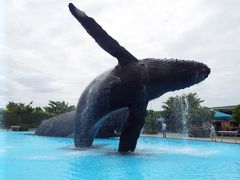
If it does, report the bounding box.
[0,131,240,180]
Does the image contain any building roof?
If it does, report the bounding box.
[211,105,238,115]
[213,110,232,121]
[211,105,237,110]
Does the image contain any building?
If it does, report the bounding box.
[211,105,239,131]
[211,105,236,115]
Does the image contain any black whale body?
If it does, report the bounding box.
[68,3,210,152]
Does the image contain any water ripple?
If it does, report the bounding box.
[156,146,218,157]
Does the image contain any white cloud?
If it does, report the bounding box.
[1,0,240,109]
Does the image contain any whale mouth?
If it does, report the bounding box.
[191,62,211,83]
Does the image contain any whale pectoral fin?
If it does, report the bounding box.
[68,3,138,66]
[118,103,147,152]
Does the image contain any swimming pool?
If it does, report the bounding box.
[0,131,239,180]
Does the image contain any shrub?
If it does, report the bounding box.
[143,110,161,134]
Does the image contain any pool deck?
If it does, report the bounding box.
[141,133,240,144]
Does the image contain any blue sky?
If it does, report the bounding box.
[1,0,240,110]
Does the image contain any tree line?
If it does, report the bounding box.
[143,93,239,137]
[161,92,215,137]
[1,101,76,130]
[1,93,239,136]
[143,93,215,137]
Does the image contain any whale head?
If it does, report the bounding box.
[144,58,211,100]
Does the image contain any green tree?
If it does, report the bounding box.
[232,105,240,126]
[185,92,203,109]
[43,100,76,117]
[0,108,4,128]
[3,102,38,129]
[161,95,189,132]
[2,100,76,130]
[187,107,214,137]
[143,110,161,134]
[161,92,211,136]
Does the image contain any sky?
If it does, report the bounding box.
[0,0,240,110]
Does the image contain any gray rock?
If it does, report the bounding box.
[35,111,75,137]
[35,109,128,138]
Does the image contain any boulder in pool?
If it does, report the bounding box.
[35,109,128,138]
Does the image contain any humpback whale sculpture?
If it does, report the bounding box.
[68,3,210,152]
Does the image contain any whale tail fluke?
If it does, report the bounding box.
[68,3,138,66]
